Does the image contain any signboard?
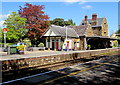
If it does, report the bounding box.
[3,28,8,33]
[66,41,69,50]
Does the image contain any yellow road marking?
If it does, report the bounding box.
[39,58,117,85]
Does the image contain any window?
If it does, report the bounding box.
[82,23,84,25]
[47,38,50,42]
[104,32,106,36]
[93,28,95,30]
[99,28,101,31]
[56,40,59,42]
[77,42,80,48]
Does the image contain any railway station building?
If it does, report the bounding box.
[42,14,120,51]
[42,25,80,51]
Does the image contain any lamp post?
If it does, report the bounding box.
[65,26,68,51]
[66,26,67,40]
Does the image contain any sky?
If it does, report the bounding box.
[1,0,119,36]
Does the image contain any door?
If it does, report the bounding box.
[52,40,54,50]
[56,40,59,50]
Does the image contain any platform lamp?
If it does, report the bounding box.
[65,26,68,51]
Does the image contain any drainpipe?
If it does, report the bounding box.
[84,37,87,50]
[48,37,50,50]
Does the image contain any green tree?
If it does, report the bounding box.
[67,19,76,26]
[0,27,2,44]
[50,18,65,26]
[50,18,76,26]
[116,29,120,34]
[3,12,27,43]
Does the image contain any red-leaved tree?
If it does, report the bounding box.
[19,3,50,46]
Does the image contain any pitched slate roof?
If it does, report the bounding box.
[43,25,79,38]
[68,25,88,37]
[81,18,104,27]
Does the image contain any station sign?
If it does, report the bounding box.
[3,28,8,33]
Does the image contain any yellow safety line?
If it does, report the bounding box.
[39,58,117,85]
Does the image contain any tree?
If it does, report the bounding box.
[50,18,65,26]
[19,3,50,46]
[50,18,76,26]
[67,19,76,26]
[116,29,120,34]
[0,27,2,43]
[3,12,27,43]
[115,25,120,34]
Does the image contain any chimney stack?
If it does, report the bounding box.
[84,15,88,25]
[85,15,88,21]
[92,14,97,21]
[92,14,98,25]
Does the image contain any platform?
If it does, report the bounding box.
[0,47,120,61]
[1,50,88,61]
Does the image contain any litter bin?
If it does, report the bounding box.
[7,45,17,55]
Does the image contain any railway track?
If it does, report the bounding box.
[2,54,120,85]
[2,57,96,82]
[2,56,106,81]
[2,52,120,84]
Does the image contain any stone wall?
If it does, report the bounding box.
[2,48,120,72]
[101,18,108,36]
[92,27,102,36]
[80,37,84,50]
[85,24,94,37]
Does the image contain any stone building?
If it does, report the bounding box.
[68,24,93,50]
[81,14,108,37]
[42,14,116,50]
[42,25,79,51]
[70,14,109,50]
[42,24,94,51]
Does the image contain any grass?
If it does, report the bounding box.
[0,43,14,46]
[97,50,120,56]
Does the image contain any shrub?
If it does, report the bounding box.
[0,43,14,46]
[38,43,44,47]
[22,38,31,47]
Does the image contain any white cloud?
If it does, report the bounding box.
[1,0,119,2]
[0,14,10,27]
[82,5,92,9]
[78,0,87,4]
[0,14,10,19]
[62,0,119,2]
[64,0,87,5]
[64,0,84,3]
[64,0,80,2]
[0,20,5,27]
